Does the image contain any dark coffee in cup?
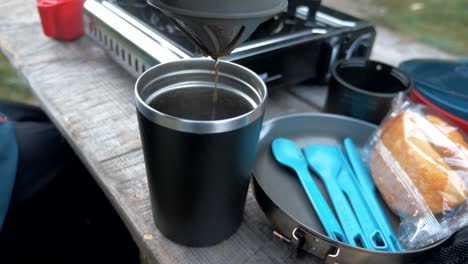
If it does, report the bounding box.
[148,87,254,121]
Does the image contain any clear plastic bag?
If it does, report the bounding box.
[365,94,468,250]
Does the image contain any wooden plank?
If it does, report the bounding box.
[288,85,328,111]
[266,88,322,120]
[0,1,321,263]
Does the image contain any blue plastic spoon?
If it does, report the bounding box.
[304,146,368,248]
[271,138,346,242]
[344,138,401,251]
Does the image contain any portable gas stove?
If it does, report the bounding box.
[83,0,376,88]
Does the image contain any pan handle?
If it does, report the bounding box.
[291,227,342,264]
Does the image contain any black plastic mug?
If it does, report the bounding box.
[325,59,412,124]
[135,59,267,247]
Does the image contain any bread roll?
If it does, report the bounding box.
[426,114,468,160]
[370,112,467,215]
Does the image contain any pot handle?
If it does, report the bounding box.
[291,227,342,264]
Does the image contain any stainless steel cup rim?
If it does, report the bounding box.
[135,59,267,134]
[331,59,413,98]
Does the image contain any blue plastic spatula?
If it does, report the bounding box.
[304,145,388,251]
[343,138,402,251]
[271,138,347,243]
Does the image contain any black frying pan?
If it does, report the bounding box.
[253,113,448,263]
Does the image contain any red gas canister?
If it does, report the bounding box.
[37,0,85,41]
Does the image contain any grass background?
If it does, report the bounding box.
[0,52,34,103]
[1,0,467,103]
[370,0,468,55]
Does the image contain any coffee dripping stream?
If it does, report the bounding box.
[211,58,220,120]
[147,0,288,119]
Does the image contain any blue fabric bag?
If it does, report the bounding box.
[0,113,18,231]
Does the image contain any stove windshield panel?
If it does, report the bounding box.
[108,0,203,56]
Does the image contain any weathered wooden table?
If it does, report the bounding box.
[0,1,326,263]
[0,1,449,263]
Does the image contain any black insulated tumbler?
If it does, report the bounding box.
[135,59,267,246]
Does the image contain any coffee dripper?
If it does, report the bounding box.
[147,0,288,58]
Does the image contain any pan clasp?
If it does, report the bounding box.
[324,247,340,264]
